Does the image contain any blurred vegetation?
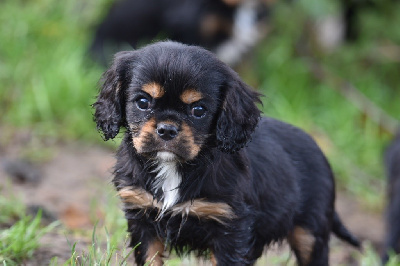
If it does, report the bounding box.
[0,211,58,265]
[0,0,111,140]
[358,242,400,266]
[64,185,134,266]
[0,186,26,226]
[1,0,400,264]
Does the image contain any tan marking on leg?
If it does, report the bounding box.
[146,240,164,266]
[118,186,161,210]
[119,187,235,224]
[142,82,165,99]
[170,199,235,224]
[210,252,218,266]
[180,89,203,104]
[288,226,315,265]
[180,122,201,160]
[132,118,156,152]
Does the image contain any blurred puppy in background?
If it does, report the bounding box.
[340,0,400,42]
[93,41,360,265]
[89,0,270,66]
[382,130,400,263]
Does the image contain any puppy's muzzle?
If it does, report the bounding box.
[156,123,179,141]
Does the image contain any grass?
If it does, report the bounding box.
[64,227,135,266]
[61,184,135,265]
[0,211,59,265]
[0,189,59,265]
[358,242,400,266]
[0,0,110,141]
[0,186,26,226]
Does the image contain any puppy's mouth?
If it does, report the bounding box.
[139,147,186,162]
[156,151,178,162]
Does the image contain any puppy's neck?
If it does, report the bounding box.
[153,151,181,212]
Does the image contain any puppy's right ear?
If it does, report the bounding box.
[93,51,136,140]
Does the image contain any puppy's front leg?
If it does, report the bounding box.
[142,239,164,266]
[211,245,253,266]
[127,218,164,266]
[133,235,164,266]
[210,225,256,266]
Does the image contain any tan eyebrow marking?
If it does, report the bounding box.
[180,89,203,104]
[142,82,165,99]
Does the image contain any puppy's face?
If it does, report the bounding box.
[126,80,219,161]
[94,41,261,162]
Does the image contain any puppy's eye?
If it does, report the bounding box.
[136,97,151,111]
[191,106,206,118]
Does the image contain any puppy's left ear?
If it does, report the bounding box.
[93,51,136,140]
[216,70,262,153]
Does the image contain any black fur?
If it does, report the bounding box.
[90,0,237,65]
[89,0,271,66]
[93,41,360,265]
[341,0,399,42]
[382,131,400,263]
[92,51,134,140]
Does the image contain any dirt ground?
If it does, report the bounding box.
[0,132,386,265]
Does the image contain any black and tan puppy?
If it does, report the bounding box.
[89,0,270,66]
[90,0,235,64]
[93,41,360,265]
[383,131,400,263]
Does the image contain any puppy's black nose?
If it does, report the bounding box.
[156,123,178,141]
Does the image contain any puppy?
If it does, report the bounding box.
[382,131,400,263]
[89,0,269,66]
[340,0,400,42]
[93,41,360,265]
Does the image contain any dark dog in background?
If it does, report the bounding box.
[93,41,360,265]
[382,131,400,263]
[89,0,269,66]
[341,0,400,42]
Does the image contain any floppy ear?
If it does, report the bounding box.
[216,70,262,153]
[93,51,136,140]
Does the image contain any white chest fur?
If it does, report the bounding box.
[152,152,182,211]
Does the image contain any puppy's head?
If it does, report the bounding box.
[93,41,261,161]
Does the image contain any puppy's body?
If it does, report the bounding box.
[94,41,359,265]
[383,131,400,263]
